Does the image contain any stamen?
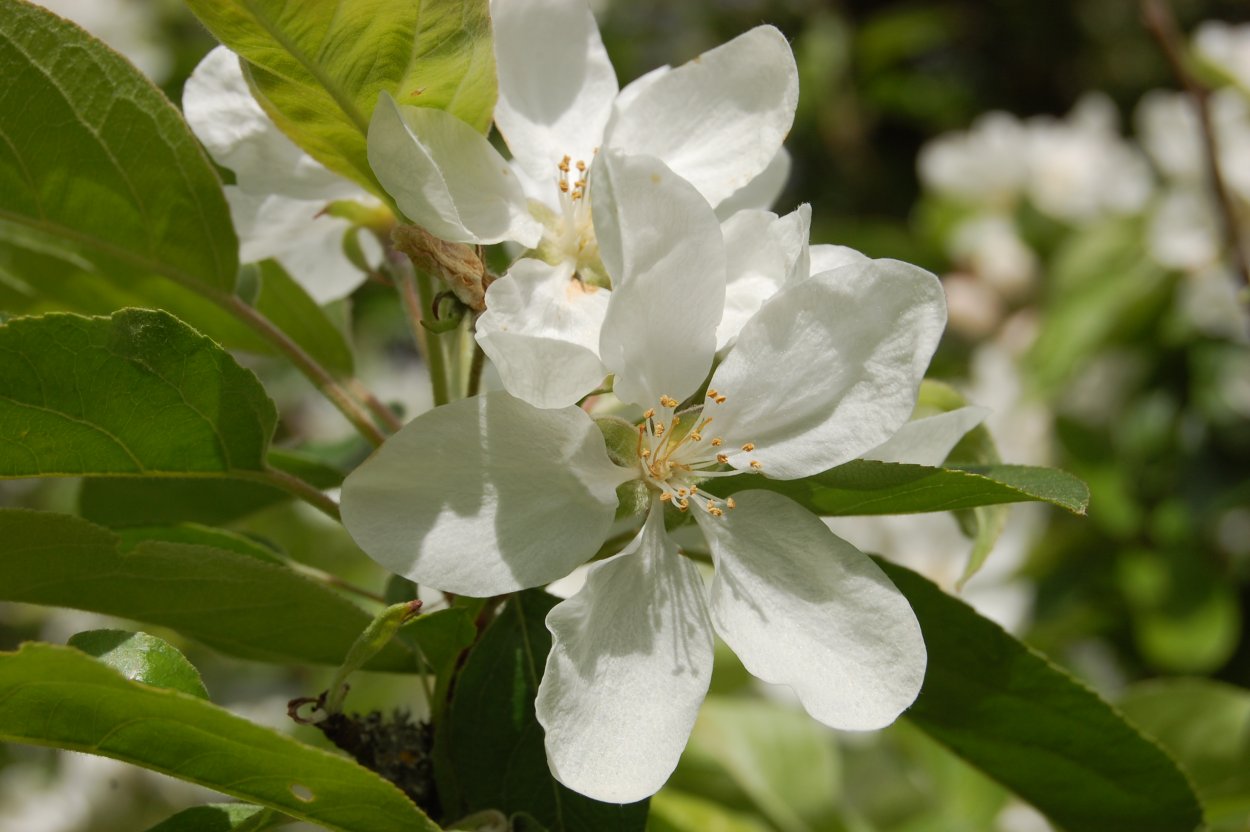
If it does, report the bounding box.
[710,438,723,446]
[716,453,729,464]
[660,395,679,408]
[678,498,690,511]
[660,492,672,502]
[559,180,570,193]
[559,155,571,172]
[576,160,586,172]
[654,422,665,437]
[643,408,655,419]
[750,460,762,470]
[706,389,718,399]
[726,497,737,509]
[714,395,727,404]
[741,443,755,452]
[690,432,702,441]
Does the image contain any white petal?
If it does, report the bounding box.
[476,259,610,409]
[537,503,713,803]
[594,151,725,407]
[862,406,989,467]
[606,26,799,208]
[807,243,869,275]
[341,392,628,596]
[715,147,792,219]
[184,46,357,202]
[491,0,618,186]
[716,204,811,349]
[367,92,542,246]
[226,189,370,303]
[696,490,925,730]
[707,259,947,479]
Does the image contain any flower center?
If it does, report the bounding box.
[635,389,761,517]
[543,154,603,283]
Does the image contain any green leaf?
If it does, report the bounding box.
[648,791,772,832]
[68,629,210,699]
[717,460,1089,517]
[402,607,476,676]
[116,524,286,564]
[0,642,438,832]
[0,509,416,671]
[670,697,839,832]
[1119,679,1250,829]
[144,804,286,832]
[0,310,275,479]
[879,559,1203,832]
[0,0,237,294]
[250,259,355,377]
[183,0,497,196]
[442,591,648,831]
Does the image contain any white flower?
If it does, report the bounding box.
[183,46,383,303]
[917,111,1030,209]
[341,151,946,802]
[1195,21,1250,93]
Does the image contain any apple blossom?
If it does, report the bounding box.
[341,151,946,802]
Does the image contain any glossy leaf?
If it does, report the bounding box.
[183,0,497,195]
[0,509,416,671]
[0,310,275,479]
[717,459,1088,517]
[0,0,237,295]
[143,804,286,832]
[880,559,1204,832]
[442,591,648,831]
[0,643,438,832]
[68,629,210,699]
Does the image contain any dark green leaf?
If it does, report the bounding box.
[0,509,416,671]
[717,460,1089,517]
[0,642,438,832]
[880,559,1203,832]
[116,524,286,564]
[80,476,294,527]
[442,591,647,831]
[68,629,209,699]
[0,310,275,478]
[143,804,286,832]
[183,0,497,195]
[402,607,476,676]
[0,0,236,294]
[250,260,355,377]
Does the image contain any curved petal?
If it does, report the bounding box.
[184,46,357,202]
[476,259,611,409]
[706,259,946,479]
[861,406,989,467]
[717,204,811,349]
[367,92,542,246]
[606,26,799,208]
[807,243,869,275]
[594,151,725,407]
[696,490,925,730]
[226,189,371,302]
[341,392,629,596]
[491,0,618,186]
[715,147,792,219]
[537,502,713,803]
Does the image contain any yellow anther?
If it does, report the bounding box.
[660,492,672,502]
[559,155,571,171]
[690,432,702,441]
[706,389,719,399]
[571,191,583,200]
[750,460,763,470]
[576,160,587,171]
[691,485,699,494]
[678,498,690,511]
[726,497,737,509]
[711,438,723,447]
[716,453,729,464]
[672,415,681,425]
[660,395,678,408]
[741,443,755,452]
[677,488,688,497]
[641,448,651,458]
[559,180,570,193]
[709,506,724,517]
[643,408,655,419]
[714,395,727,404]
[654,422,665,437]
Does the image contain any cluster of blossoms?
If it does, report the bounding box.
[919,21,1250,346]
[333,0,955,804]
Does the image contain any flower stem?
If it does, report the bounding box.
[347,378,404,432]
[218,294,388,447]
[466,342,487,398]
[394,256,452,407]
[246,466,342,523]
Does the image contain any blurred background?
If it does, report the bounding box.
[2,0,1249,830]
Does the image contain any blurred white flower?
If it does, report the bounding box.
[949,215,1038,300]
[183,47,383,303]
[1195,20,1250,92]
[35,0,172,83]
[918,112,1029,209]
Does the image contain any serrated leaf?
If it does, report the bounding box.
[250,259,355,377]
[143,803,286,832]
[0,310,275,479]
[717,460,1088,517]
[0,642,438,832]
[0,0,236,294]
[880,559,1203,832]
[0,509,416,671]
[183,0,497,196]
[67,629,209,699]
[441,591,648,831]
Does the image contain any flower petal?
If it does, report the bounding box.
[696,490,925,730]
[594,151,725,407]
[537,502,713,803]
[807,243,869,275]
[606,26,798,208]
[491,0,618,187]
[476,258,611,409]
[367,92,542,246]
[716,204,811,349]
[184,46,357,202]
[861,406,989,467]
[226,189,373,303]
[715,147,792,219]
[707,258,946,479]
[341,392,628,596]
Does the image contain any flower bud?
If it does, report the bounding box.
[392,225,491,311]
